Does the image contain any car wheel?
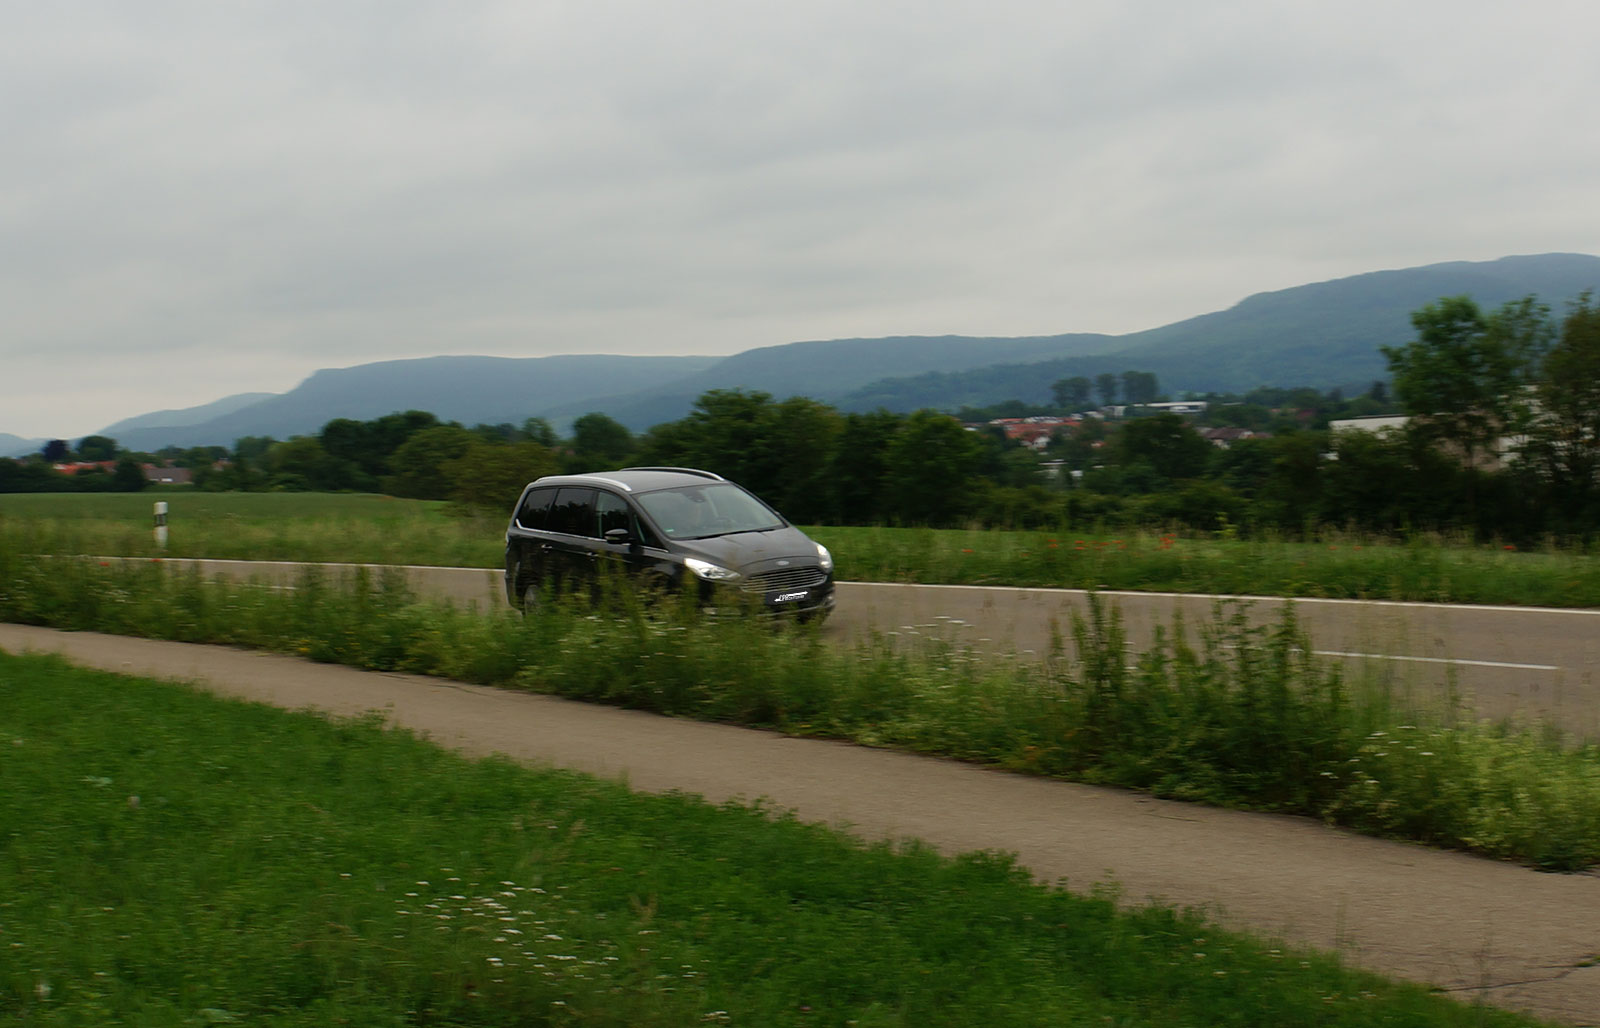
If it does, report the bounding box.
[519,580,542,615]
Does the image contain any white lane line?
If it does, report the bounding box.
[1312,649,1560,672]
[842,581,1600,617]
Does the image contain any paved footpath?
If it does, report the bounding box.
[3,624,1597,1025]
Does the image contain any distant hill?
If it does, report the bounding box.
[837,253,1600,411]
[6,392,272,456]
[68,252,1600,449]
[104,355,721,452]
[537,332,1115,429]
[98,393,277,438]
[1,433,45,459]
[1111,252,1600,391]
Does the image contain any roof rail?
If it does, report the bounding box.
[571,474,634,492]
[618,467,726,481]
[531,473,636,491]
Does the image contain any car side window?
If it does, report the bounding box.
[596,491,632,539]
[547,487,597,537]
[515,486,556,530]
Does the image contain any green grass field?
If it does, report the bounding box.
[0,651,1547,1027]
[4,491,1600,606]
[0,492,504,567]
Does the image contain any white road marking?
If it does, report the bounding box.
[845,581,1600,617]
[1311,649,1560,672]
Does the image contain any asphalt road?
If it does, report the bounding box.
[3,623,1596,1024]
[833,582,1600,739]
[136,558,1600,738]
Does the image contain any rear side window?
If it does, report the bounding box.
[515,486,557,530]
[547,487,597,537]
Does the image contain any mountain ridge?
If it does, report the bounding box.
[7,253,1597,455]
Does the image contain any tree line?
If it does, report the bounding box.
[7,291,1596,541]
[0,434,151,494]
[1055,291,1599,541]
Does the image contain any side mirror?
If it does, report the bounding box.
[604,527,633,545]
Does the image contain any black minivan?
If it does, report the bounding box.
[504,467,835,620]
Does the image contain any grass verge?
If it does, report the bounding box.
[0,652,1551,1026]
[817,525,1600,606]
[5,492,1600,606]
[3,548,1597,872]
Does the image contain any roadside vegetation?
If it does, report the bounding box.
[0,651,1552,1026]
[5,493,1600,608]
[4,546,1597,872]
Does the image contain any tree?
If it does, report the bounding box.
[1249,432,1328,531]
[201,453,264,492]
[1094,373,1118,407]
[265,437,350,491]
[1208,402,1273,431]
[471,423,520,444]
[77,435,119,461]
[660,390,777,492]
[1120,370,1159,405]
[319,418,381,490]
[826,410,901,523]
[234,436,277,463]
[1048,417,1108,473]
[112,456,148,492]
[882,410,984,524]
[1051,376,1092,412]
[521,417,558,448]
[1111,413,1210,482]
[1209,436,1274,498]
[1382,295,1541,469]
[1523,292,1600,528]
[0,458,57,492]
[1321,426,1462,533]
[631,419,696,470]
[443,440,558,513]
[172,445,228,469]
[383,425,477,499]
[367,411,441,465]
[41,439,69,462]
[569,412,635,468]
[759,397,843,523]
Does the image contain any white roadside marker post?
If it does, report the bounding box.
[154,501,168,550]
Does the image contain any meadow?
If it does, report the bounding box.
[0,651,1552,1027]
[4,491,1600,606]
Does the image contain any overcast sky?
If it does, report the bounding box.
[4,1,1599,442]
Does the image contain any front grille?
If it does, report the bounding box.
[740,566,826,593]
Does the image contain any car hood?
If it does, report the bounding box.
[671,525,820,572]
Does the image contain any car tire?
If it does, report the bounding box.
[519,580,541,615]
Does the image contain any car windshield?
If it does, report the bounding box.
[636,483,784,539]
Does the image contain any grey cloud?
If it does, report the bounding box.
[4,1,1599,438]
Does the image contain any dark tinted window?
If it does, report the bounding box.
[515,486,557,530]
[596,491,632,538]
[547,487,597,537]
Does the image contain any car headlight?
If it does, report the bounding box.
[684,557,740,582]
[816,543,833,572]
